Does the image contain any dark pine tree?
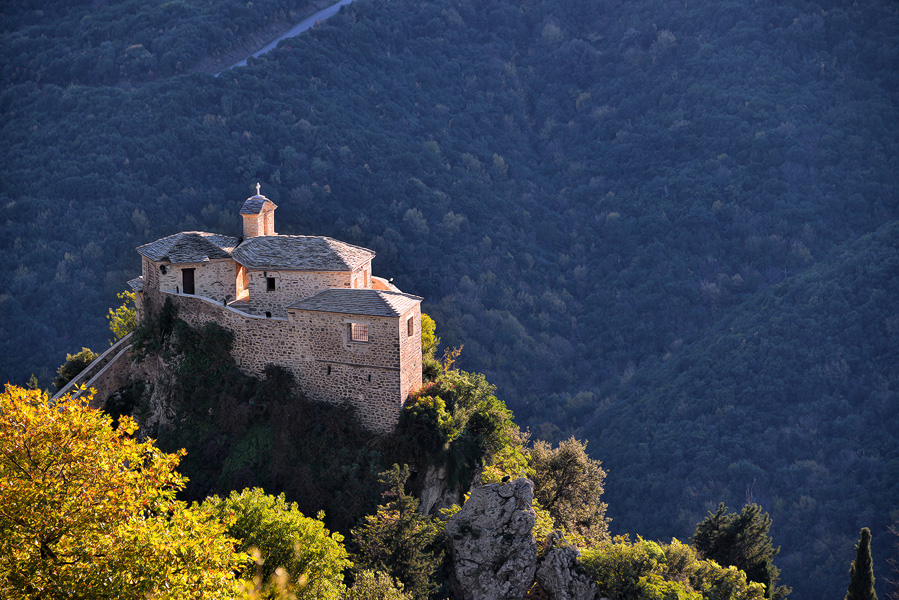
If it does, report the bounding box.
[845,527,877,600]
[692,503,791,599]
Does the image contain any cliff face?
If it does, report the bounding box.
[419,464,464,515]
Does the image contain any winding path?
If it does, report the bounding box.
[219,0,358,74]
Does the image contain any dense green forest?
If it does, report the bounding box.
[584,222,899,592]
[2,0,897,597]
[1,0,321,85]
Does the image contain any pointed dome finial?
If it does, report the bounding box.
[256,182,261,196]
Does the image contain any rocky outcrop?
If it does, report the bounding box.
[122,353,179,436]
[536,532,602,600]
[446,478,538,600]
[419,464,463,515]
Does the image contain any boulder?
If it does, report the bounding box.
[536,532,602,600]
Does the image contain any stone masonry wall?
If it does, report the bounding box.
[143,288,413,432]
[285,307,406,431]
[152,258,237,303]
[52,333,134,407]
[244,270,351,317]
[243,213,261,238]
[286,308,401,368]
[350,261,373,289]
[241,209,274,238]
[143,257,157,290]
[399,305,423,400]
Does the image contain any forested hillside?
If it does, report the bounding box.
[1,0,321,85]
[585,222,899,595]
[2,0,897,597]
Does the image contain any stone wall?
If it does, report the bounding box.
[285,308,403,368]
[350,261,373,289]
[151,258,237,303]
[143,257,157,290]
[244,269,351,317]
[52,333,134,409]
[241,208,275,238]
[243,214,260,238]
[143,288,417,432]
[399,305,423,400]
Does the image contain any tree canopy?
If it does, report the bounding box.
[0,384,244,599]
[350,464,445,599]
[204,488,350,599]
[107,290,136,341]
[51,347,97,391]
[529,436,609,544]
[692,503,790,600]
[580,536,766,600]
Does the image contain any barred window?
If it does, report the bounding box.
[349,323,369,342]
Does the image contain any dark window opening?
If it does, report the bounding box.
[265,311,272,318]
[266,277,276,291]
[327,365,332,375]
[367,374,372,382]
[407,316,414,337]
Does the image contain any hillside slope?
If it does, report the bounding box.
[586,221,899,598]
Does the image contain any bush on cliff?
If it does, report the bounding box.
[580,536,765,600]
[52,346,98,391]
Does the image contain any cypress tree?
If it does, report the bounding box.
[845,527,877,600]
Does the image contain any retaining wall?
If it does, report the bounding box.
[52,332,134,409]
[143,288,419,432]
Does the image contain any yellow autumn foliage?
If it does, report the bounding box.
[0,384,245,599]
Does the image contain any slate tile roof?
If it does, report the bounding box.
[240,195,277,215]
[137,232,238,264]
[287,289,422,317]
[127,276,144,292]
[231,235,375,271]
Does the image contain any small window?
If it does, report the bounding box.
[266,277,276,291]
[349,323,369,342]
[407,315,414,337]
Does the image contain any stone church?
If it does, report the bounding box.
[127,187,423,432]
